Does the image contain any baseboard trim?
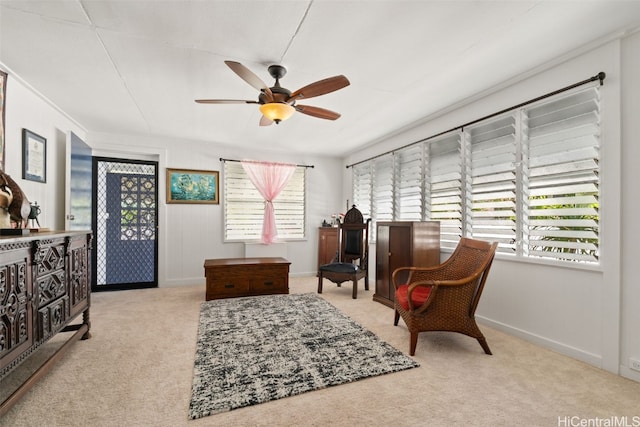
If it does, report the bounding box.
[477,315,603,368]
[619,366,640,382]
[161,277,204,287]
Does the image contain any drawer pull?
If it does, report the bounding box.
[224,283,235,289]
[263,281,274,286]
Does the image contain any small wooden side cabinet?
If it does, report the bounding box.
[317,227,338,269]
[374,221,440,308]
[204,257,290,301]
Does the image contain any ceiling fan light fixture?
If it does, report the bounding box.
[259,102,295,123]
[196,61,349,125]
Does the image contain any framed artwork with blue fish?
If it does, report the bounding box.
[166,168,219,204]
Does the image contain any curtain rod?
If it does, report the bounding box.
[219,157,314,168]
[346,71,606,169]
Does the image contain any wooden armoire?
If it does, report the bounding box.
[374,221,440,308]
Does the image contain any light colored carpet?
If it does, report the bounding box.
[2,276,639,426]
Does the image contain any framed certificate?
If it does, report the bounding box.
[22,129,47,183]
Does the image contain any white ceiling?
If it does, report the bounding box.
[1,0,639,156]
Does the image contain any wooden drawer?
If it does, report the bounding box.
[37,296,69,340]
[250,272,288,294]
[206,276,250,298]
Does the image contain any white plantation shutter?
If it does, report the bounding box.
[523,87,600,262]
[225,162,263,240]
[224,162,306,240]
[372,155,394,223]
[350,81,601,265]
[467,115,517,254]
[352,162,372,220]
[427,133,463,250]
[276,167,306,238]
[395,144,424,221]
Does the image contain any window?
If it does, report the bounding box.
[523,88,600,262]
[352,162,372,219]
[351,84,601,264]
[372,155,394,224]
[426,133,463,250]
[466,115,517,254]
[395,144,423,222]
[223,161,306,241]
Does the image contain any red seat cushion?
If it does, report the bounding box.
[395,284,432,311]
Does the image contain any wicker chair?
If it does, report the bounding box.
[317,205,371,299]
[392,237,498,356]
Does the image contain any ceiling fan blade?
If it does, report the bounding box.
[195,99,259,104]
[224,60,273,101]
[294,105,341,120]
[259,115,274,126]
[288,75,350,101]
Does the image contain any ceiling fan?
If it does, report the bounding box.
[195,61,350,126]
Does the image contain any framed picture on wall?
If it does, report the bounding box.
[0,70,7,171]
[22,128,47,183]
[166,168,219,204]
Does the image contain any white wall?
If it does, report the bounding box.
[88,132,345,285]
[344,34,640,381]
[1,69,87,230]
[620,31,640,381]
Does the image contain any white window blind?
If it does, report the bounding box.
[427,133,463,250]
[350,82,601,265]
[395,144,424,221]
[224,161,306,241]
[523,87,600,262]
[352,162,372,220]
[372,155,394,224]
[467,115,517,254]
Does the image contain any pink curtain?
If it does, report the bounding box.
[241,160,296,244]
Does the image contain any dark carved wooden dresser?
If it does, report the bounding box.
[0,231,92,415]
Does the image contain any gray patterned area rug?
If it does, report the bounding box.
[188,293,419,419]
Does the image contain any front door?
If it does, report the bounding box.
[92,158,158,291]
